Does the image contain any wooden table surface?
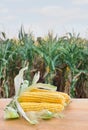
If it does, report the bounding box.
[0,99,88,130]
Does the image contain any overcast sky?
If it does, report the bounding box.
[0,0,88,38]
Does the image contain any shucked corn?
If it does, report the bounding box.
[28,88,71,104]
[18,91,65,105]
[58,92,71,104]
[20,102,64,113]
[18,86,71,113]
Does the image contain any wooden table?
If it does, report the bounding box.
[0,99,88,130]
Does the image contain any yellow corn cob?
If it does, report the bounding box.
[20,102,64,113]
[18,91,65,105]
[58,92,71,104]
[29,88,71,104]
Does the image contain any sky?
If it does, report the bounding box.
[0,0,88,38]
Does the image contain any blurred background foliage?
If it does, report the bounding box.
[0,27,88,98]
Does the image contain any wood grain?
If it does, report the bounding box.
[0,99,88,130]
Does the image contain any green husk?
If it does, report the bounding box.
[4,106,19,119]
[29,83,57,91]
[39,110,54,120]
[15,100,38,124]
[26,110,54,121]
[14,66,28,96]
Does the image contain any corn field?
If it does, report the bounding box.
[0,27,88,98]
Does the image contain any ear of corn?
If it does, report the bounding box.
[28,88,71,104]
[20,102,64,113]
[18,91,65,105]
[58,92,71,104]
[18,87,71,114]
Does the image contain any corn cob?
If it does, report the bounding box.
[29,88,71,104]
[58,92,71,104]
[20,102,64,113]
[18,91,65,105]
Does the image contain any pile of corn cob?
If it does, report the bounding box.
[4,68,71,124]
[18,85,71,113]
